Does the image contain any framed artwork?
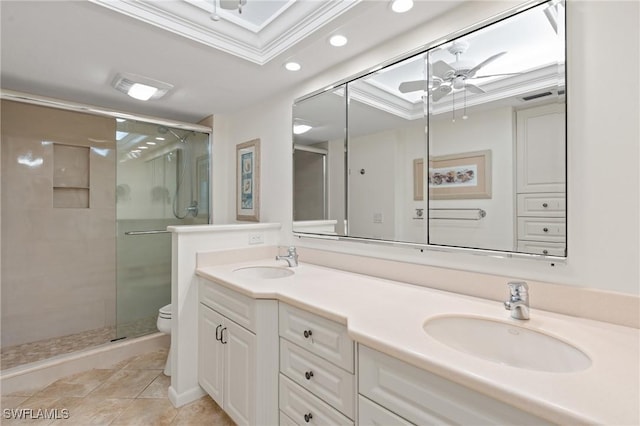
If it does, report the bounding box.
[413,158,424,201]
[428,150,492,200]
[236,139,261,221]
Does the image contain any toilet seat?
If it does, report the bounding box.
[159,304,171,316]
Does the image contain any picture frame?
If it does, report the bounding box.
[236,139,260,221]
[428,150,492,200]
[413,158,424,201]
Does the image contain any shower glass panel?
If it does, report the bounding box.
[116,120,210,340]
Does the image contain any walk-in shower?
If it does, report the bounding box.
[0,98,210,370]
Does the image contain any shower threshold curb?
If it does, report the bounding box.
[0,332,170,395]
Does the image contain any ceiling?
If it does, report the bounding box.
[0,0,464,124]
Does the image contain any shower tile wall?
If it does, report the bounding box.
[1,100,116,348]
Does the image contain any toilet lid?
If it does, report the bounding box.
[159,304,172,315]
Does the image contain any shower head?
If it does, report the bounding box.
[157,126,189,143]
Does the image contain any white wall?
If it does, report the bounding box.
[211,1,639,295]
[429,106,515,251]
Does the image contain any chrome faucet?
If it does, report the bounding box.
[276,246,298,267]
[504,281,530,320]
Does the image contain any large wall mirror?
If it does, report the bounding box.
[292,0,566,258]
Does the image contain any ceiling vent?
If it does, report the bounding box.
[111,72,173,101]
[520,91,553,102]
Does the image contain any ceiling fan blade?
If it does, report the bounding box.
[472,72,521,79]
[431,60,455,79]
[398,80,426,93]
[464,83,486,94]
[468,51,507,76]
[432,85,452,102]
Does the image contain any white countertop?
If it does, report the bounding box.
[196,259,640,425]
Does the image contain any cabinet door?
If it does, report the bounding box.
[224,319,257,426]
[516,103,566,193]
[198,303,225,406]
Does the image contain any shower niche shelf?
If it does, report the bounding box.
[53,144,90,208]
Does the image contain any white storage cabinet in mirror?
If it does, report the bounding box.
[291,0,566,259]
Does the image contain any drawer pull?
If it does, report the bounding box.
[215,324,223,341]
[542,203,549,208]
[304,370,314,380]
[303,329,313,339]
[304,413,313,423]
[542,249,549,255]
[220,327,228,344]
[543,227,549,232]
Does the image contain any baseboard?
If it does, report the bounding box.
[1,333,170,395]
[168,384,207,408]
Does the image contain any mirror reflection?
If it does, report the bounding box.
[292,86,346,235]
[425,0,565,255]
[292,0,566,257]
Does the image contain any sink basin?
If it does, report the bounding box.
[232,266,294,279]
[423,315,591,373]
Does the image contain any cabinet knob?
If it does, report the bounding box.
[304,413,313,423]
[305,371,314,380]
[542,203,548,208]
[303,329,313,339]
[543,227,549,232]
[542,249,549,255]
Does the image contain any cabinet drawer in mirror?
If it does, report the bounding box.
[517,218,566,242]
[199,278,257,333]
[280,339,355,419]
[517,193,566,217]
[279,303,354,373]
[517,240,566,257]
[279,374,353,426]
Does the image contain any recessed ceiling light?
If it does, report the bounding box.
[329,34,348,47]
[391,0,413,13]
[285,62,301,71]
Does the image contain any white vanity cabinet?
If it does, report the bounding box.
[516,103,566,256]
[198,278,279,426]
[278,302,355,425]
[358,345,551,426]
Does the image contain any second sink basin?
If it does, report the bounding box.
[424,315,591,373]
[232,266,294,279]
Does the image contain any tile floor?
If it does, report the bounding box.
[1,317,158,371]
[0,348,235,425]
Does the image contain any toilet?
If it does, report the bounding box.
[157,304,172,376]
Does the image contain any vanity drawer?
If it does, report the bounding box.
[359,345,550,426]
[517,217,566,242]
[517,240,566,256]
[280,339,355,419]
[199,277,257,333]
[280,410,298,426]
[359,395,414,426]
[517,193,566,217]
[279,374,353,426]
[279,303,354,373]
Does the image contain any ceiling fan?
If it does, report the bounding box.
[399,41,514,102]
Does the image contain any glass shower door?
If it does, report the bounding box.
[115,120,209,340]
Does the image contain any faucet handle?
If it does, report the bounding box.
[507,281,528,298]
[287,246,297,255]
